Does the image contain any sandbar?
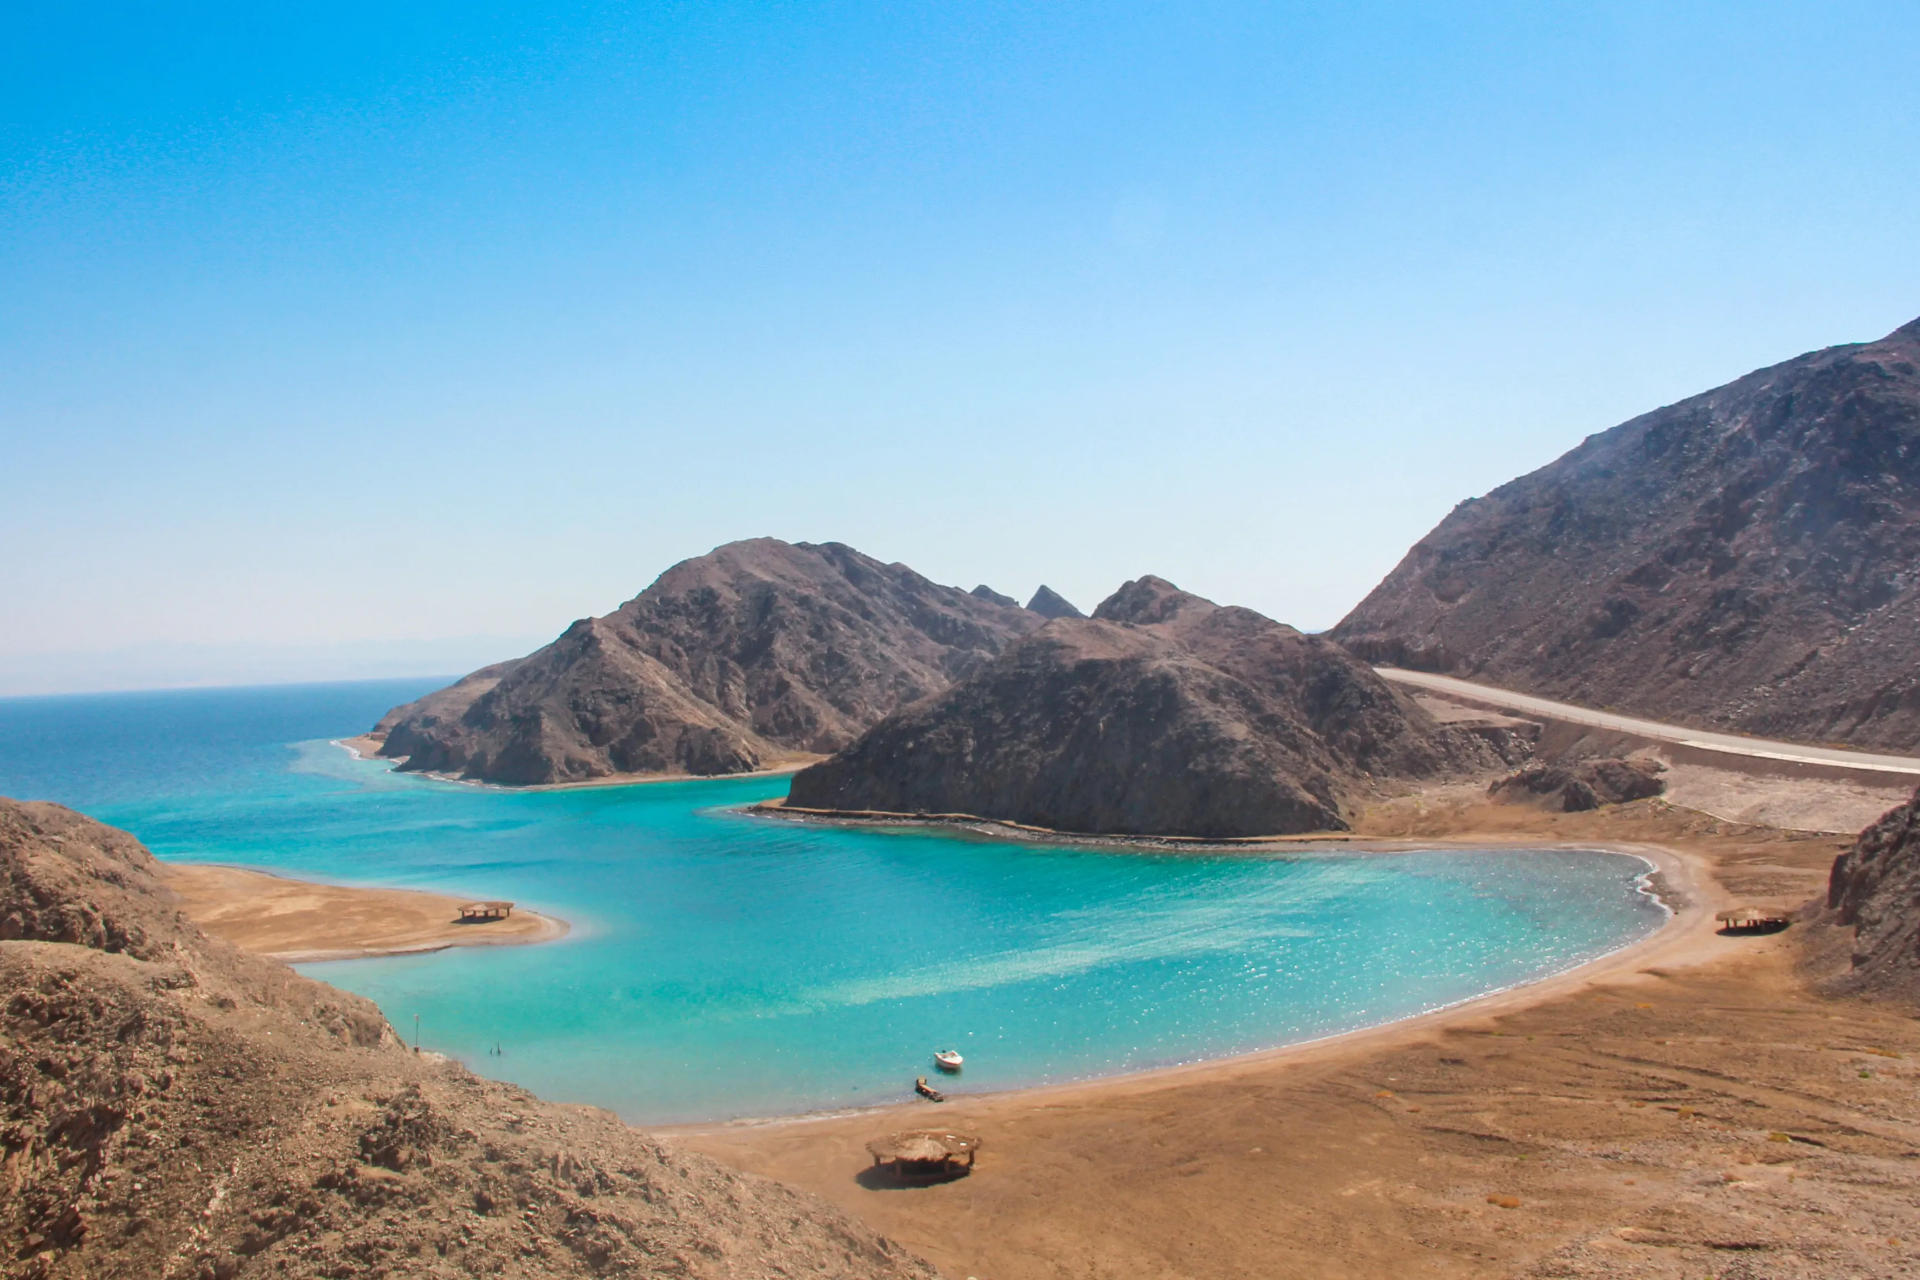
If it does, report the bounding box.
[162,862,569,963]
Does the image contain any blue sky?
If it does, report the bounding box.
[4,1,1918,691]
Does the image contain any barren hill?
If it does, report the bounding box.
[1333,316,1920,751]
[0,796,934,1279]
[375,539,1041,785]
[787,577,1525,838]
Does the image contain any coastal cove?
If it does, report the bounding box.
[0,680,1670,1126]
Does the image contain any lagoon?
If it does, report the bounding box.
[0,680,1665,1124]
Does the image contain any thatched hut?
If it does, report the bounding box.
[865,1130,980,1182]
[458,901,514,922]
[1716,906,1789,934]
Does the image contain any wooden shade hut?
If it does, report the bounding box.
[865,1130,980,1182]
[458,901,514,922]
[1716,906,1790,934]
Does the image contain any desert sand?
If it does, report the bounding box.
[162,861,568,962]
[672,799,1920,1280]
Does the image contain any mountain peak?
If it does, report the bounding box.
[1092,576,1214,627]
[1026,585,1085,619]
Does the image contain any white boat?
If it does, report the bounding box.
[933,1050,964,1072]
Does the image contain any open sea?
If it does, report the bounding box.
[0,679,1666,1124]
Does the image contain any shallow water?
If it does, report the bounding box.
[0,680,1665,1124]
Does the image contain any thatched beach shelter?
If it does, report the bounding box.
[865,1130,980,1181]
[1716,906,1789,933]
[458,901,514,922]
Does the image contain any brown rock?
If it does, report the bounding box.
[1333,316,1920,751]
[1488,758,1667,813]
[1826,786,1920,1000]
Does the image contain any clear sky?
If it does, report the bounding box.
[5,1,1918,692]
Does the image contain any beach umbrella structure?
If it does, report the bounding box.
[865,1130,981,1182]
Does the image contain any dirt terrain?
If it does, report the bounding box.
[681,799,1920,1280]
[0,797,935,1280]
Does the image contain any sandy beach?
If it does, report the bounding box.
[337,733,822,790]
[162,781,1920,1277]
[671,799,1920,1279]
[162,861,569,962]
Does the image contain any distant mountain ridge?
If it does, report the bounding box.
[1334,316,1920,751]
[372,539,1043,785]
[786,576,1525,838]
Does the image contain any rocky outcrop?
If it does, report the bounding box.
[1488,759,1667,813]
[787,577,1528,838]
[0,797,936,1279]
[1333,316,1920,752]
[1025,586,1085,619]
[1826,788,1920,1001]
[971,584,1019,608]
[375,539,1042,785]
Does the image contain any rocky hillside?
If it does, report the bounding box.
[1825,787,1920,1001]
[0,797,934,1280]
[1333,316,1920,751]
[786,577,1526,838]
[375,539,1042,785]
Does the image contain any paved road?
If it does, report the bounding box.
[1376,667,1920,779]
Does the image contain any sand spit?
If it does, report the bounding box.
[162,862,568,962]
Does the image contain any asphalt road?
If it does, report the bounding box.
[1376,667,1920,779]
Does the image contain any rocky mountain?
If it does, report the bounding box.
[374,539,1043,785]
[1025,585,1085,619]
[0,797,934,1279]
[786,577,1525,838]
[1825,787,1920,1001]
[1333,316,1920,751]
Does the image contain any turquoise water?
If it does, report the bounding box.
[0,681,1666,1124]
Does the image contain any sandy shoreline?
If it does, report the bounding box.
[162,861,569,962]
[156,768,1917,1274]
[671,801,1918,1279]
[336,734,820,791]
[662,837,1696,1132]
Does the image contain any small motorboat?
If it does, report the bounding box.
[914,1076,946,1102]
[933,1049,964,1073]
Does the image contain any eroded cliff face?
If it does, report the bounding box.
[1333,316,1920,751]
[0,797,937,1280]
[1826,788,1920,1001]
[375,539,1042,785]
[787,577,1526,838]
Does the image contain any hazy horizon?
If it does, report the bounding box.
[7,2,1918,690]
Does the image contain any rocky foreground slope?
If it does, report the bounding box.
[0,798,933,1280]
[375,539,1041,785]
[1333,315,1920,751]
[787,577,1526,837]
[1826,785,1920,1002]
